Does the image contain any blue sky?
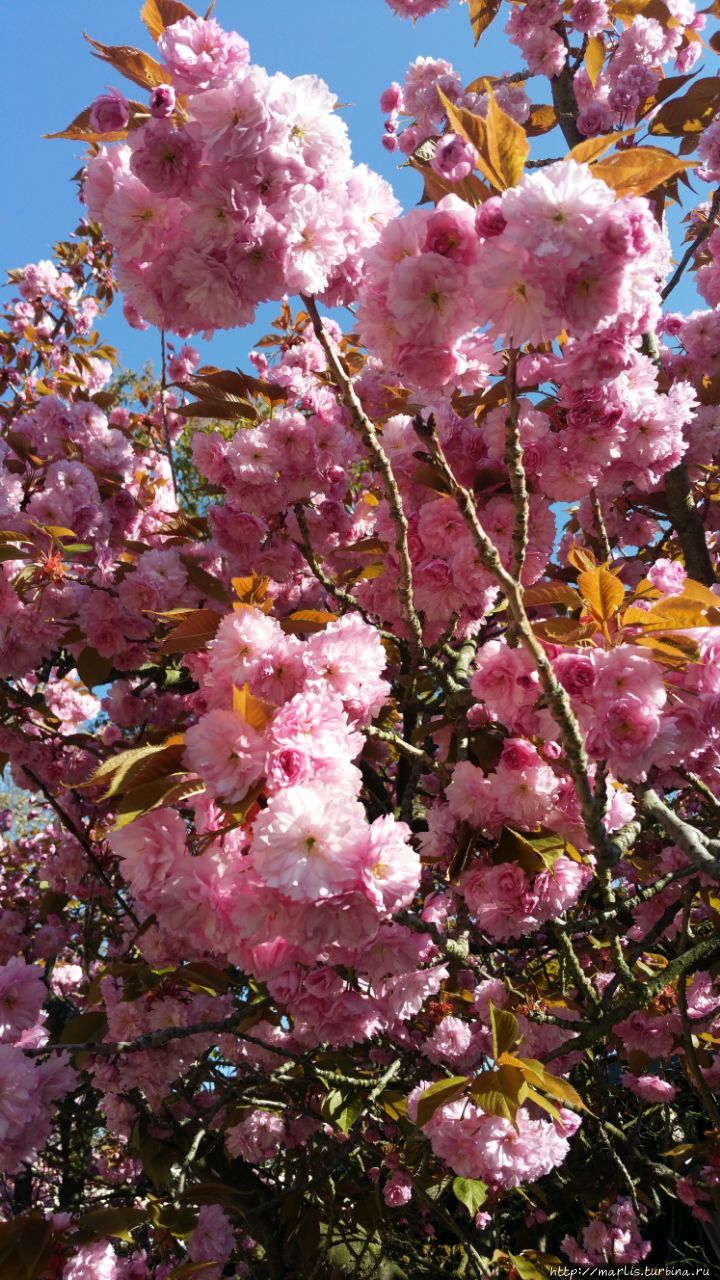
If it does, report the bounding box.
[0,1,709,376]
[0,0,514,373]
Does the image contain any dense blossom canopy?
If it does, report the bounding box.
[1,0,720,1275]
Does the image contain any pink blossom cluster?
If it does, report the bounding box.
[84,15,399,332]
[408,1080,582,1189]
[0,957,76,1173]
[380,55,529,157]
[110,606,421,984]
[571,5,702,137]
[561,1197,652,1265]
[358,161,669,392]
[462,630,720,793]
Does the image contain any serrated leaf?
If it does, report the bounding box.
[231,573,272,610]
[566,126,637,165]
[321,1088,365,1135]
[523,1086,562,1121]
[180,555,231,605]
[232,683,275,731]
[44,101,145,143]
[452,1177,488,1215]
[512,1057,589,1111]
[469,0,502,42]
[84,35,168,91]
[439,89,507,192]
[578,566,625,621]
[415,1076,468,1128]
[525,104,557,136]
[591,146,693,196]
[280,609,339,636]
[75,646,114,691]
[508,1254,555,1280]
[486,87,529,188]
[531,617,597,644]
[523,580,582,610]
[84,735,185,800]
[141,0,197,43]
[60,1010,108,1047]
[649,76,720,135]
[158,608,223,655]
[77,1206,146,1242]
[112,774,202,830]
[469,1064,526,1124]
[584,35,605,86]
[490,1001,521,1058]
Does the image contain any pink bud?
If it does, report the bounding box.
[89,88,130,134]
[380,82,403,113]
[150,83,177,118]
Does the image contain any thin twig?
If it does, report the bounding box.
[639,787,720,883]
[662,189,720,302]
[160,329,179,504]
[590,488,612,563]
[504,349,529,583]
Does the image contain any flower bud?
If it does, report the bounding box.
[89,88,129,134]
[149,83,177,118]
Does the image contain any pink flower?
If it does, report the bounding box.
[384,0,448,15]
[303,614,389,723]
[0,1044,39,1146]
[386,253,472,346]
[109,807,187,906]
[383,1170,413,1206]
[251,785,367,900]
[647,557,687,595]
[130,121,203,197]
[431,133,477,183]
[90,89,129,135]
[535,857,592,918]
[424,203,479,265]
[158,17,250,93]
[62,1242,119,1280]
[184,709,265,805]
[359,815,421,914]
[187,1204,235,1277]
[621,1071,677,1103]
[461,861,539,940]
[226,1109,284,1163]
[149,84,176,118]
[424,1015,474,1066]
[0,957,45,1044]
[471,639,540,724]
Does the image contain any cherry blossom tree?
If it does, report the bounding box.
[1,0,720,1274]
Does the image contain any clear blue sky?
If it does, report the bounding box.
[0,1,707,374]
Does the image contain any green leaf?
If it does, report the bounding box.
[0,1215,53,1280]
[112,773,202,830]
[85,735,186,801]
[469,1064,527,1126]
[321,1088,365,1135]
[414,1076,468,1128]
[75,646,114,691]
[489,1001,521,1059]
[60,1010,108,1046]
[452,1177,488,1216]
[76,1206,146,1242]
